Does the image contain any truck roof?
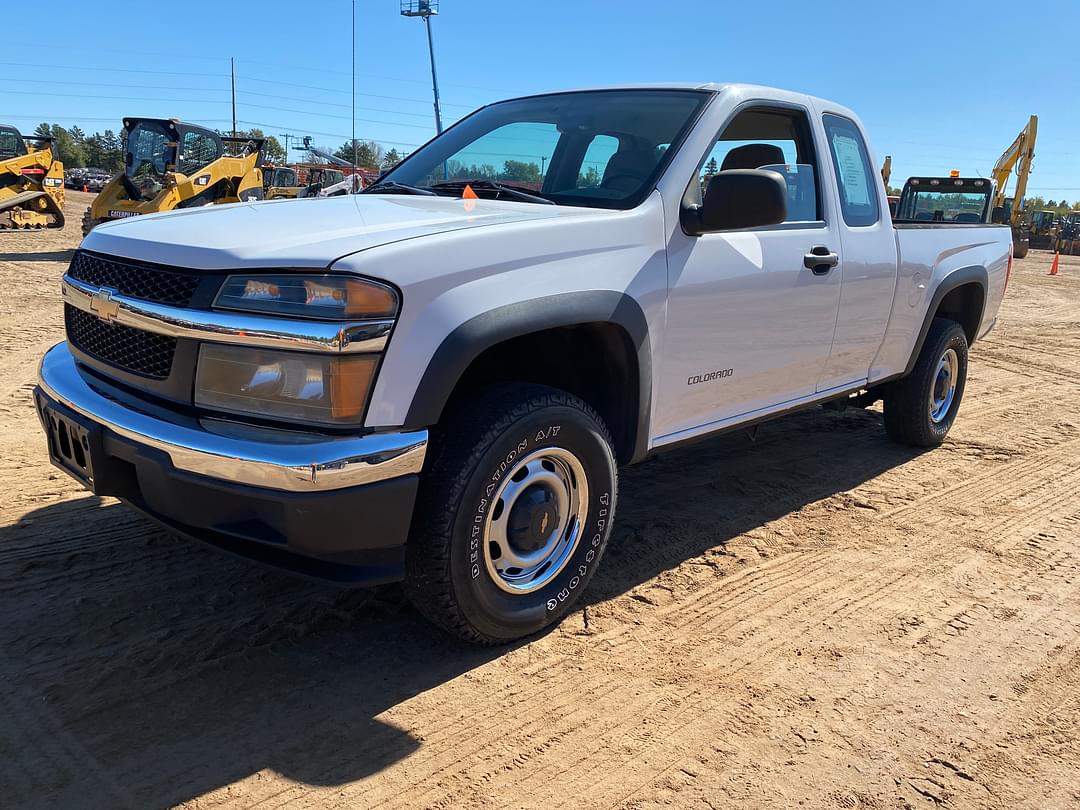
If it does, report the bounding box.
[497,83,857,121]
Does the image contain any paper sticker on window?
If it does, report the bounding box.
[831,133,870,207]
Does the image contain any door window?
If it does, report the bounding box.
[694,107,821,224]
[822,114,879,227]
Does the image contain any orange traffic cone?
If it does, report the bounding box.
[82,184,88,193]
[1049,251,1060,276]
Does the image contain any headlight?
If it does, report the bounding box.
[214,274,398,320]
[195,344,377,425]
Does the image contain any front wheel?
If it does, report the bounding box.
[405,384,618,644]
[883,317,968,447]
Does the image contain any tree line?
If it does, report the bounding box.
[30,122,290,171]
[1020,195,1080,215]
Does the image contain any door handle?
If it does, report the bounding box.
[803,246,839,275]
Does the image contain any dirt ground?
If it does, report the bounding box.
[2,190,1079,809]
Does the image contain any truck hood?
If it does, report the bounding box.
[81,194,599,270]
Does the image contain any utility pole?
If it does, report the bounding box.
[230,57,237,139]
[401,1,444,135]
[279,133,292,164]
[352,0,358,178]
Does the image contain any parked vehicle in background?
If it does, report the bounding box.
[1030,209,1059,249]
[0,123,65,229]
[895,176,993,223]
[1059,211,1080,255]
[82,118,265,235]
[263,166,303,200]
[297,167,347,197]
[35,83,1011,644]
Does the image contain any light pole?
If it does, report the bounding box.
[400,1,444,135]
[352,0,358,172]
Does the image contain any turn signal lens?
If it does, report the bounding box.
[214,275,398,320]
[195,345,377,425]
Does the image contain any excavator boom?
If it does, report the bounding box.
[990,115,1037,258]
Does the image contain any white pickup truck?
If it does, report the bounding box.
[36,84,1011,643]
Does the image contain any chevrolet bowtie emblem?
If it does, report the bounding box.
[89,288,120,322]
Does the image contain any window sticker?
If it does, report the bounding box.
[831,133,870,207]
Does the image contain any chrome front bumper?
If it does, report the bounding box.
[37,342,427,493]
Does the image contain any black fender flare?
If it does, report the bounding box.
[904,264,987,375]
[402,291,652,464]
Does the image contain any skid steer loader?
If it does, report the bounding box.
[263,165,303,200]
[0,124,65,230]
[83,118,265,235]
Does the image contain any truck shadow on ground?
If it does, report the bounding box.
[0,249,76,263]
[0,406,922,808]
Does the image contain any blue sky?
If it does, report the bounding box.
[6,0,1080,202]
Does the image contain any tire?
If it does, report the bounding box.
[883,317,968,447]
[405,384,618,644]
[81,207,104,237]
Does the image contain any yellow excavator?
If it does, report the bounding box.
[990,114,1037,259]
[83,117,266,235]
[0,124,65,229]
[881,155,900,217]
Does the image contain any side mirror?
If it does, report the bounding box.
[991,206,1007,224]
[683,169,788,235]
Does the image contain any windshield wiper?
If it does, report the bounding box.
[430,180,555,205]
[364,180,437,196]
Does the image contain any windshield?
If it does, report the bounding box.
[371,89,710,209]
[270,167,296,186]
[0,126,26,161]
[126,122,171,200]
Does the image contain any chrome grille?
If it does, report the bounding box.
[65,304,176,379]
[68,251,201,307]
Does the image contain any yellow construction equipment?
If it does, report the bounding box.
[0,124,65,229]
[990,114,1037,259]
[880,155,891,187]
[83,118,265,235]
[263,166,302,200]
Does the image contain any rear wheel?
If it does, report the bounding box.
[883,318,968,447]
[405,384,617,644]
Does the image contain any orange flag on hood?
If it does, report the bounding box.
[462,183,478,213]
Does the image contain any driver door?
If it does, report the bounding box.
[653,105,843,442]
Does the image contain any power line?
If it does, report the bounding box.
[237,119,422,149]
[0,76,229,94]
[239,89,437,118]
[240,101,449,129]
[236,75,478,109]
[0,60,227,78]
[0,87,231,104]
[237,57,510,94]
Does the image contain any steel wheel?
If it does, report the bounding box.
[929,347,959,424]
[481,447,588,594]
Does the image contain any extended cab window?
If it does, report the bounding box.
[823,114,879,227]
[693,107,821,224]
